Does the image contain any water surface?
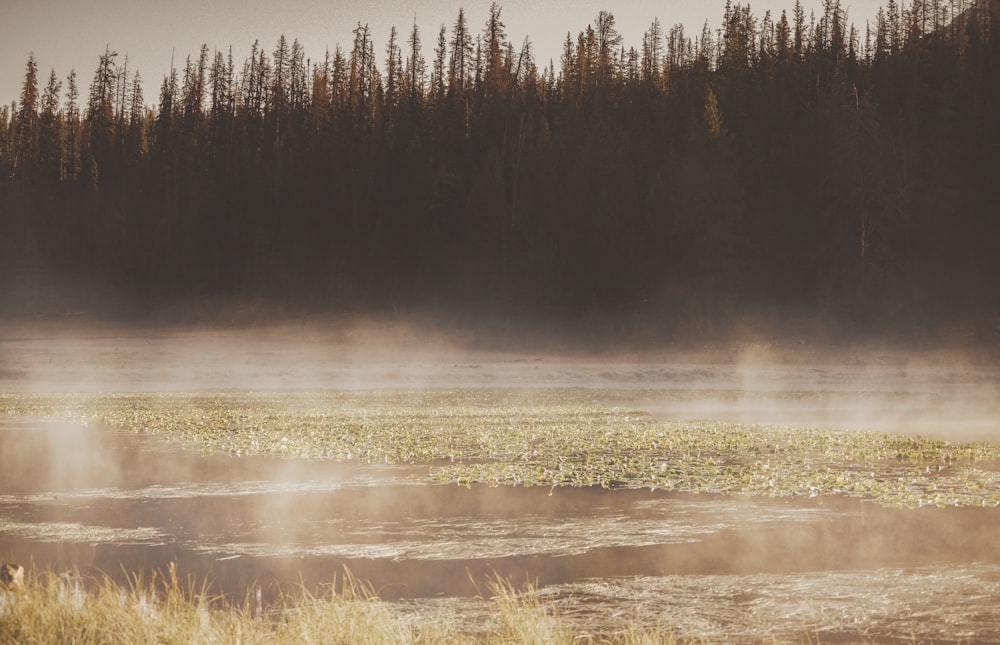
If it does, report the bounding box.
[3,417,1000,642]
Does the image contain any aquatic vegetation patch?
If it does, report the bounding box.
[3,389,1000,508]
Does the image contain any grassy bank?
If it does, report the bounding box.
[0,565,685,645]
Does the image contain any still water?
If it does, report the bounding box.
[2,417,1000,643]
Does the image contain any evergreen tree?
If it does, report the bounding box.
[14,53,40,181]
[38,68,62,184]
[431,25,447,102]
[63,69,81,182]
[449,9,474,95]
[483,2,509,99]
[406,19,426,104]
[0,1,997,333]
[642,18,665,86]
[85,46,119,189]
[384,26,403,124]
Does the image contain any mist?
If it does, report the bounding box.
[2,316,998,442]
[3,316,1000,641]
[3,0,1000,637]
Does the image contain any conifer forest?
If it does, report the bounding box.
[1,0,998,340]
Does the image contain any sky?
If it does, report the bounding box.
[2,0,887,108]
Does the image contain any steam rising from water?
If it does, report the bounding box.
[3,321,1000,641]
[2,320,999,443]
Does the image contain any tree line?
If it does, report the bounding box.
[1,0,998,339]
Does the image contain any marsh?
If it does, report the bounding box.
[2,323,1000,642]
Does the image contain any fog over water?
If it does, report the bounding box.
[3,413,1000,642]
[3,320,1000,641]
[2,319,998,442]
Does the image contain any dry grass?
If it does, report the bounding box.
[0,565,698,645]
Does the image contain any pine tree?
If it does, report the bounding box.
[704,86,726,137]
[483,2,509,99]
[181,45,208,121]
[14,53,40,181]
[594,11,622,86]
[330,45,347,117]
[667,23,689,70]
[449,9,474,95]
[384,26,403,124]
[432,25,447,102]
[288,39,308,116]
[63,69,81,182]
[273,35,290,112]
[794,0,806,58]
[406,19,426,104]
[85,46,119,188]
[124,70,145,166]
[38,68,63,184]
[887,0,902,54]
[560,32,579,100]
[349,23,376,128]
[642,18,665,86]
[776,10,792,61]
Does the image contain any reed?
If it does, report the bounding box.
[0,565,698,645]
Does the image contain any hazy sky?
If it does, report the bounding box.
[2,0,886,108]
